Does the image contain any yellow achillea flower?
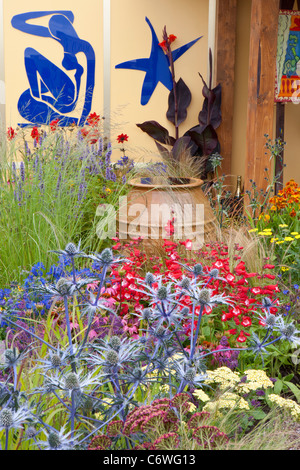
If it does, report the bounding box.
[270,238,278,243]
[248,228,258,233]
[281,266,290,272]
[235,369,274,393]
[268,394,300,422]
[192,389,210,402]
[205,367,240,390]
[276,241,284,245]
[279,224,288,228]
[284,237,294,242]
[187,402,197,412]
[258,232,272,236]
[291,232,299,235]
[203,392,250,413]
[295,235,300,239]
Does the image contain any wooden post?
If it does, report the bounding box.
[214,0,238,183]
[244,0,280,205]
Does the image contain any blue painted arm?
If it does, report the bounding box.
[11,11,74,38]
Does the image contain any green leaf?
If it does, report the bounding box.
[283,373,294,382]
[273,379,283,395]
[284,382,300,403]
[202,325,210,338]
[250,409,267,420]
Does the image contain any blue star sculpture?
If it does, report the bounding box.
[115,17,202,105]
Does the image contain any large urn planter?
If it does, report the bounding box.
[117,176,217,250]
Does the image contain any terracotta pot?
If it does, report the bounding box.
[117,177,217,250]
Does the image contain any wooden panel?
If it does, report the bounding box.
[244,0,280,202]
[214,0,238,182]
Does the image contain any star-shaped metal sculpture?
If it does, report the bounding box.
[115,17,202,105]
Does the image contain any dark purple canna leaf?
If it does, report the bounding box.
[136,121,176,145]
[198,74,222,129]
[187,124,219,156]
[166,78,192,126]
[171,135,192,161]
[155,141,171,159]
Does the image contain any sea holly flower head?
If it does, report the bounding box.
[38,425,79,450]
[88,247,126,269]
[276,317,300,346]
[1,347,26,369]
[51,241,85,259]
[0,406,32,431]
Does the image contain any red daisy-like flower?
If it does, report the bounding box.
[117,133,129,144]
[87,112,101,127]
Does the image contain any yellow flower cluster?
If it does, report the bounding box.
[235,369,274,393]
[268,394,300,422]
[204,367,241,390]
[192,389,210,402]
[203,392,250,413]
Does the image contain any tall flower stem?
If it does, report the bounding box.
[163,27,179,140]
[5,317,55,351]
[64,296,76,373]
[190,304,204,361]
[77,265,108,358]
[5,428,9,451]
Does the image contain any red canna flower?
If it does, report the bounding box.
[117,133,129,144]
[168,34,177,43]
[159,34,177,52]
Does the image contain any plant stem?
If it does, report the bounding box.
[164,27,179,141]
[64,296,76,372]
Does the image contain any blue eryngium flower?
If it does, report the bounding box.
[51,241,85,259]
[87,248,126,269]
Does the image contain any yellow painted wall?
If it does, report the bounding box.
[3,0,103,129]
[110,0,209,163]
[3,0,299,186]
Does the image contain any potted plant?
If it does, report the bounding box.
[136,27,222,181]
[117,26,220,246]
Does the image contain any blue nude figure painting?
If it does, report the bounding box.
[11,11,96,127]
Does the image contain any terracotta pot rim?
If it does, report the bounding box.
[129,177,204,190]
